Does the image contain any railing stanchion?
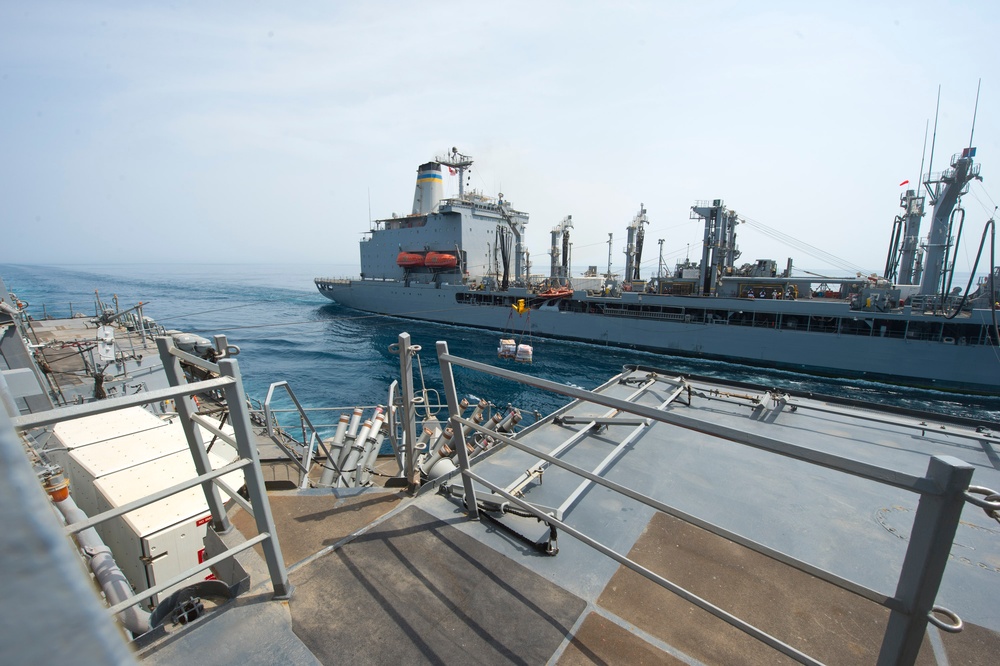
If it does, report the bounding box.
[877,455,973,665]
[156,336,232,534]
[397,334,420,492]
[436,341,478,521]
[218,356,293,599]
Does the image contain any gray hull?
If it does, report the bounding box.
[317,279,1000,394]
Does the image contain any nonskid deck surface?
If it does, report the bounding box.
[25,315,171,400]
[142,368,1000,664]
[289,505,586,664]
[409,369,1000,663]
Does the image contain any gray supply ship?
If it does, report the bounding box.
[316,147,1000,394]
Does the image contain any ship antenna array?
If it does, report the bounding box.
[436,147,474,199]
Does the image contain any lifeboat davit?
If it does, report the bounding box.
[396,252,425,268]
[424,252,458,268]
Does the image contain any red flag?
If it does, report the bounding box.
[448,167,457,176]
[899,179,910,186]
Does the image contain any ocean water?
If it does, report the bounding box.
[4,262,1000,427]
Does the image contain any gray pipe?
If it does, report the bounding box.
[52,494,151,636]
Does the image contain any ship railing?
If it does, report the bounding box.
[260,381,339,490]
[908,294,969,313]
[601,305,689,322]
[950,151,980,167]
[435,341,982,666]
[9,334,292,633]
[923,170,945,184]
[251,394,439,489]
[925,161,980,184]
[248,333,467,492]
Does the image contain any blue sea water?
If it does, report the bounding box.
[4,262,1000,426]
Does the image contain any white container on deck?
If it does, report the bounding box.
[49,406,243,606]
[91,448,244,605]
[51,409,189,519]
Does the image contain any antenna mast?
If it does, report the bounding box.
[606,233,614,283]
[924,86,941,201]
[435,147,474,199]
[917,85,980,299]
[969,77,982,150]
[917,120,928,199]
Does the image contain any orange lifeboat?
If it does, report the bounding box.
[396,252,424,268]
[538,287,573,299]
[424,252,458,268]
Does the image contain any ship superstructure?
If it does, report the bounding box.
[358,147,530,288]
[317,148,1000,394]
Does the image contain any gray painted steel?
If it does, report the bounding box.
[0,408,137,664]
[429,352,1000,664]
[316,149,1000,394]
[319,279,1000,392]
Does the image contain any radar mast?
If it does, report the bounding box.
[435,147,474,199]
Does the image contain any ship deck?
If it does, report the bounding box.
[22,315,173,402]
[5,311,1000,664]
[134,364,1000,665]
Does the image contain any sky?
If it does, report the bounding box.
[1,1,998,278]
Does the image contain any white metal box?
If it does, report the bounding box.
[91,448,244,605]
[50,406,243,605]
[50,408,188,512]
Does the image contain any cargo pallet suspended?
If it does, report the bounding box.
[499,299,533,363]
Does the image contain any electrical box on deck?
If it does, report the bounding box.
[50,407,244,606]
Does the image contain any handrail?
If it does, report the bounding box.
[62,459,252,537]
[437,351,935,494]
[454,415,896,609]
[435,341,976,666]
[263,380,336,487]
[16,335,292,635]
[12,376,235,429]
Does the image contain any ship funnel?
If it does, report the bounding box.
[412,162,444,215]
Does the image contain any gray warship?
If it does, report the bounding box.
[316,147,1000,394]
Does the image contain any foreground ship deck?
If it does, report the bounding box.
[4,334,1000,665]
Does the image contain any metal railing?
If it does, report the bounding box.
[434,341,995,666]
[261,381,338,489]
[11,334,292,625]
[248,333,458,493]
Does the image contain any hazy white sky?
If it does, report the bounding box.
[2,1,997,278]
